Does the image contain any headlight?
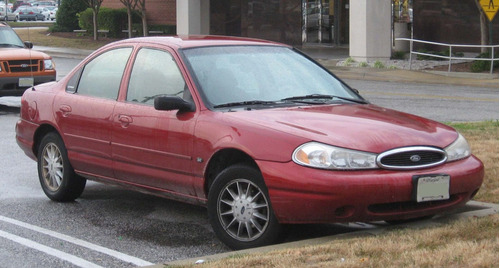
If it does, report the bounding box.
[44,59,55,70]
[445,133,471,162]
[293,142,377,170]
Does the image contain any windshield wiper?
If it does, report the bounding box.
[281,94,367,104]
[213,100,278,109]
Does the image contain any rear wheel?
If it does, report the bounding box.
[208,164,282,249]
[37,132,86,202]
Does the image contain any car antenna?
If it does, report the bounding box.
[27,25,35,89]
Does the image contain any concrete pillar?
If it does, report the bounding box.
[394,22,410,52]
[176,0,210,35]
[349,0,391,61]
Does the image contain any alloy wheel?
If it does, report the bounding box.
[40,142,64,192]
[217,179,270,242]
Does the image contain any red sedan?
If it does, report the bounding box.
[16,36,483,249]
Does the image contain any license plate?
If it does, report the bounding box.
[19,77,34,87]
[413,175,450,203]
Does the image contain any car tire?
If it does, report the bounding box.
[208,164,282,250]
[37,132,86,202]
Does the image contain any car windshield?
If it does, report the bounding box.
[182,45,361,109]
[0,27,25,48]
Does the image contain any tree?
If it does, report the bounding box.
[474,0,489,53]
[136,0,148,37]
[54,0,87,32]
[119,0,148,37]
[80,0,104,41]
[119,0,135,38]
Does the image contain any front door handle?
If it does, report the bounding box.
[118,114,133,127]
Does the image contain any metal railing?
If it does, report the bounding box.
[395,38,499,74]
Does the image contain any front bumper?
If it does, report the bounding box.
[0,74,56,96]
[259,156,484,224]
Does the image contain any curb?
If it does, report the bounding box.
[328,67,499,89]
[33,46,92,60]
[156,201,498,267]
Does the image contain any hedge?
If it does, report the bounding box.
[78,8,140,38]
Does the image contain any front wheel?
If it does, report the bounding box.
[208,164,282,249]
[37,132,86,202]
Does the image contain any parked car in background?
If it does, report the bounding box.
[31,1,56,7]
[0,6,17,21]
[15,36,483,250]
[0,22,56,96]
[13,0,30,11]
[14,6,44,21]
[41,6,56,20]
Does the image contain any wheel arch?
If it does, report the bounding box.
[32,124,60,158]
[204,148,260,196]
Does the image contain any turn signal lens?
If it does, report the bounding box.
[445,133,471,162]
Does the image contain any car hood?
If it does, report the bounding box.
[0,47,51,60]
[224,104,458,153]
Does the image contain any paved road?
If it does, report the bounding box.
[345,79,498,122]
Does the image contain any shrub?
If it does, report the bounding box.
[392,51,406,60]
[54,0,87,32]
[374,61,385,69]
[78,8,140,38]
[359,62,369,67]
[129,23,176,36]
[470,52,499,73]
[416,49,465,61]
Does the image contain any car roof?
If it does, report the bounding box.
[107,35,288,50]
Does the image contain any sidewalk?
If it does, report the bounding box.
[34,45,93,60]
[34,45,499,89]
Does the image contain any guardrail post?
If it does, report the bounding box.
[491,47,495,74]
[409,39,413,70]
[448,45,452,72]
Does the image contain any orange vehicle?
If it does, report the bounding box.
[0,22,55,96]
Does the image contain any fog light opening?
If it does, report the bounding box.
[334,206,355,218]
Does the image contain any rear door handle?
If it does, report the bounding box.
[59,105,72,117]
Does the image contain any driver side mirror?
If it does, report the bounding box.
[154,96,195,112]
[24,41,33,49]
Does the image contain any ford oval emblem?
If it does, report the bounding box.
[21,64,29,68]
[410,155,421,162]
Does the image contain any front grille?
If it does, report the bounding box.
[377,146,446,170]
[5,60,40,73]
